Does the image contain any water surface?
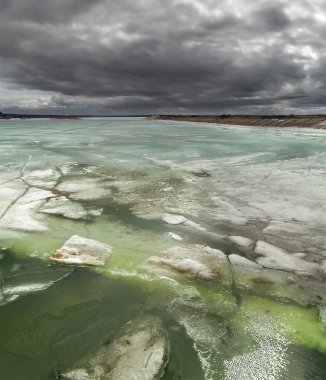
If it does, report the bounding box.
[0,118,326,379]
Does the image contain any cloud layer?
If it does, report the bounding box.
[0,0,325,114]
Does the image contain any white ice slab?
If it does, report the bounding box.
[0,200,48,232]
[162,214,188,225]
[23,169,60,188]
[56,177,111,200]
[229,254,261,268]
[62,316,168,380]
[255,241,321,275]
[168,232,183,241]
[16,188,55,204]
[50,235,112,266]
[40,196,102,220]
[0,179,27,217]
[229,236,254,247]
[147,245,226,281]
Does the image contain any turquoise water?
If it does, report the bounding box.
[1,118,326,379]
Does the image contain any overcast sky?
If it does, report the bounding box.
[0,0,325,115]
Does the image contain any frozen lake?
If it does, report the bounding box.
[1,117,326,379]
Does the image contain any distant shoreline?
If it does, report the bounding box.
[0,113,148,120]
[0,113,81,120]
[149,115,326,129]
[2,113,326,129]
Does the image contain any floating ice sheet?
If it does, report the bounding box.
[50,235,112,266]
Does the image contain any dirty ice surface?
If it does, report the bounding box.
[1,118,326,380]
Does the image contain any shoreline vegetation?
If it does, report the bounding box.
[149,114,326,129]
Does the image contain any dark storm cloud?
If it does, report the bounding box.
[0,0,325,114]
[0,0,103,23]
[252,3,291,30]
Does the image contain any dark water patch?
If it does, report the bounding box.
[93,197,170,232]
[160,317,205,380]
[144,307,205,380]
[286,344,326,379]
[190,169,212,178]
[0,248,60,279]
[0,254,147,380]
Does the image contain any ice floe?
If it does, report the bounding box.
[40,196,102,220]
[56,177,111,200]
[228,254,261,268]
[0,186,56,232]
[50,235,112,266]
[255,241,321,275]
[162,213,206,231]
[62,315,168,380]
[0,199,48,232]
[167,232,183,241]
[23,169,60,188]
[1,269,72,306]
[228,235,254,247]
[146,245,227,281]
[162,214,188,225]
[184,220,207,231]
[0,179,27,217]
[16,188,55,204]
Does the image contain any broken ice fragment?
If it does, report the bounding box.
[40,196,102,220]
[228,254,261,268]
[162,214,206,231]
[0,187,55,232]
[228,235,254,248]
[167,232,183,241]
[62,315,169,380]
[255,241,321,275]
[56,177,111,200]
[162,213,188,225]
[1,269,72,306]
[50,235,112,266]
[146,245,227,281]
[16,188,55,204]
[0,200,48,232]
[23,169,60,188]
[183,220,206,231]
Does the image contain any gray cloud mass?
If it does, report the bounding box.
[0,0,325,114]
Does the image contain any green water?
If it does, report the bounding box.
[2,251,326,380]
[1,118,326,379]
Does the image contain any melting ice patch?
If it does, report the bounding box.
[40,196,102,220]
[23,169,60,188]
[1,269,72,305]
[62,315,169,380]
[56,177,111,200]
